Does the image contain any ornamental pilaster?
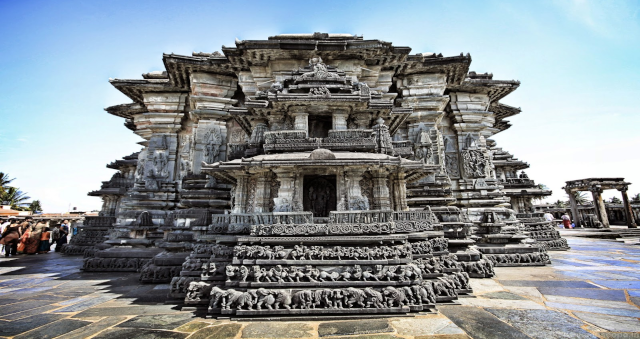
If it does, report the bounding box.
[390,172,408,211]
[252,169,273,213]
[332,109,349,130]
[345,169,369,211]
[289,107,309,134]
[232,173,249,213]
[273,168,297,212]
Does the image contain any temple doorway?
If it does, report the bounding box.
[308,116,332,138]
[303,175,337,217]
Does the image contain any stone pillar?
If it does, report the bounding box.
[273,168,296,212]
[566,189,582,228]
[332,109,349,130]
[371,169,391,210]
[590,186,610,228]
[268,113,286,131]
[290,107,309,135]
[253,170,273,213]
[232,173,249,214]
[619,186,637,228]
[345,169,368,211]
[391,172,408,211]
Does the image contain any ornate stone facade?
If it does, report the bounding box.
[83,33,560,317]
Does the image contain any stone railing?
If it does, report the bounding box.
[263,129,376,153]
[391,140,413,157]
[329,210,393,224]
[263,130,308,144]
[83,216,116,227]
[501,178,536,187]
[211,213,255,227]
[254,212,313,225]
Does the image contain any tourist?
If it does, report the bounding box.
[24,219,46,255]
[54,223,68,251]
[51,223,60,250]
[0,219,21,257]
[16,218,33,254]
[38,226,51,254]
[0,218,9,255]
[543,211,555,223]
[561,213,572,229]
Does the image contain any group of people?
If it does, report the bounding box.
[543,211,574,229]
[0,218,70,257]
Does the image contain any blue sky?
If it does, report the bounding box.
[1,0,639,212]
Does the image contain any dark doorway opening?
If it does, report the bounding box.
[308,116,332,138]
[303,175,337,217]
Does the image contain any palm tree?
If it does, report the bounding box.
[553,200,566,208]
[567,191,589,205]
[0,172,15,193]
[0,187,30,209]
[29,200,42,214]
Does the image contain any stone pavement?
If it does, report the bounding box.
[0,236,639,339]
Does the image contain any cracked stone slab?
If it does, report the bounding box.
[116,313,195,330]
[189,323,243,339]
[318,319,392,337]
[438,305,530,339]
[59,316,129,339]
[537,287,628,301]
[544,295,640,310]
[391,316,467,337]
[545,302,640,318]
[94,327,188,339]
[486,308,597,339]
[243,322,316,338]
[14,318,91,339]
[573,312,640,332]
[0,314,66,337]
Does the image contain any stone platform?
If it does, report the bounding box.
[0,236,639,339]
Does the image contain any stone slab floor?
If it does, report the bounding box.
[0,236,639,339]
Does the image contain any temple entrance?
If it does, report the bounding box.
[308,116,332,138]
[303,175,337,217]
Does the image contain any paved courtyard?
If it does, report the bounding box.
[0,235,639,339]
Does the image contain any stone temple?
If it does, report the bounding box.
[65,33,568,317]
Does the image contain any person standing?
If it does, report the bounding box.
[561,212,572,229]
[0,219,9,255]
[25,219,46,254]
[55,224,68,251]
[543,211,555,223]
[51,224,60,251]
[38,227,51,254]
[16,219,32,254]
[0,219,21,257]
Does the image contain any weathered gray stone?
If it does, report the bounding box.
[318,320,392,337]
[190,323,243,339]
[242,322,315,338]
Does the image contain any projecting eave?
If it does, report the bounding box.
[398,54,472,85]
[491,103,521,120]
[109,78,184,104]
[163,53,236,90]
[493,159,530,170]
[448,79,520,103]
[503,188,552,198]
[104,103,146,119]
[202,152,438,184]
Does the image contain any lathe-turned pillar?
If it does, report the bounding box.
[590,186,610,228]
[618,186,637,228]
[391,172,408,211]
[345,169,369,211]
[332,109,349,130]
[290,107,309,135]
[371,169,391,210]
[273,168,296,212]
[232,173,249,214]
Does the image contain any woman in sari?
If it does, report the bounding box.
[0,219,21,257]
[16,220,31,254]
[25,220,46,254]
[38,226,51,254]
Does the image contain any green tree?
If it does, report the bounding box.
[0,187,30,210]
[0,172,15,194]
[567,191,589,205]
[553,199,566,208]
[28,200,42,214]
